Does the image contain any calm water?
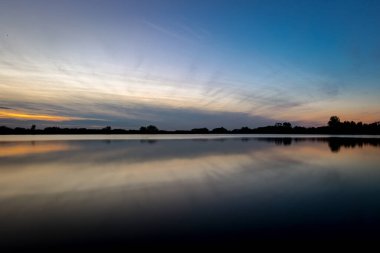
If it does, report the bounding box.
[1,135,380,249]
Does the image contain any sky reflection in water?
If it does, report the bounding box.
[0,136,380,248]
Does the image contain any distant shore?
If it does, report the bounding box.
[1,116,380,135]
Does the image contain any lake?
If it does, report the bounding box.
[1,135,380,249]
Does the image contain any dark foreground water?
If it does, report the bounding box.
[0,135,380,250]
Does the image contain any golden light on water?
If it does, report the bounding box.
[0,142,72,157]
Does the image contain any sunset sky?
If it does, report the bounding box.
[1,0,379,129]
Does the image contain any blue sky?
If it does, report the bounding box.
[0,0,379,129]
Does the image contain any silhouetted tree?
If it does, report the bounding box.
[139,125,159,133]
[100,126,112,134]
[211,127,228,134]
[0,126,12,134]
[328,116,341,128]
[146,125,159,133]
[31,125,36,131]
[191,128,209,134]
[282,122,292,128]
[239,126,252,133]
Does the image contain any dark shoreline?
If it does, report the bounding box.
[1,116,380,135]
[1,127,380,135]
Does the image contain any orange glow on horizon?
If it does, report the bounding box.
[0,110,80,122]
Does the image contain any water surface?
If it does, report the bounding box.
[1,135,380,249]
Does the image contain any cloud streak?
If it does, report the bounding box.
[0,53,378,127]
[0,109,96,122]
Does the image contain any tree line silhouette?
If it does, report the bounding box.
[0,116,379,135]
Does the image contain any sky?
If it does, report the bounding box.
[0,0,379,129]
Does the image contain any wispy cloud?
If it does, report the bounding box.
[1,53,376,127]
[142,20,197,44]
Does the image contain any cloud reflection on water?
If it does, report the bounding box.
[0,136,380,248]
[0,137,379,197]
